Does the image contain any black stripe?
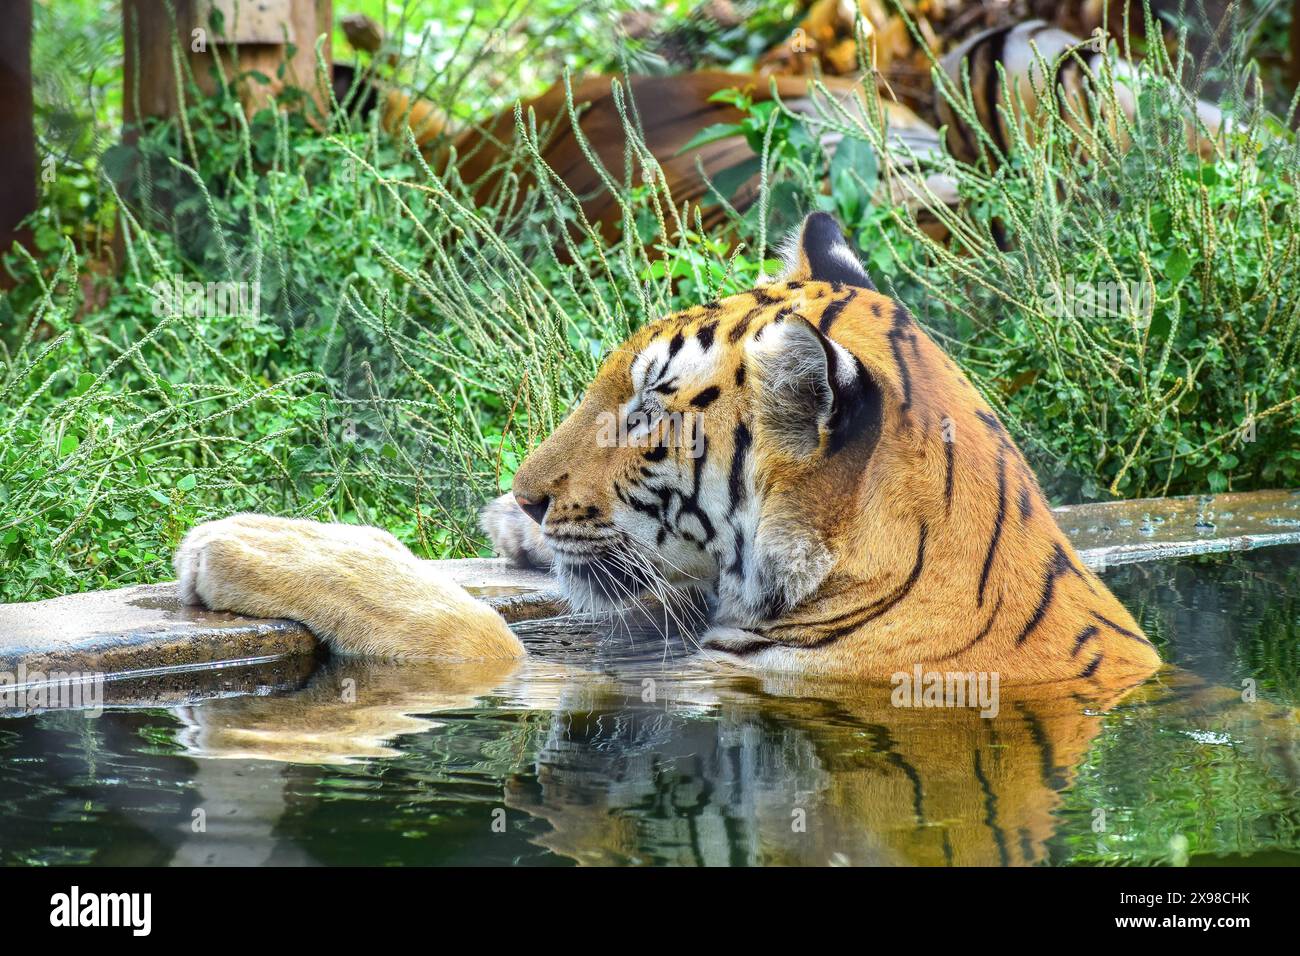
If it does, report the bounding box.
[973,749,1010,867]
[856,721,926,825]
[975,408,1003,434]
[817,290,856,333]
[784,522,929,647]
[1079,654,1103,679]
[1018,482,1032,521]
[696,321,717,351]
[615,483,663,522]
[926,592,1003,663]
[689,385,720,409]
[702,632,770,655]
[545,530,615,543]
[886,751,926,825]
[728,422,751,509]
[676,431,715,543]
[1019,828,1036,865]
[1071,625,1099,657]
[763,524,928,636]
[888,303,915,413]
[943,430,955,512]
[726,306,765,344]
[1091,611,1156,648]
[642,355,664,389]
[727,528,746,579]
[977,448,1007,607]
[1015,544,1072,646]
[1016,702,1061,789]
[667,331,685,359]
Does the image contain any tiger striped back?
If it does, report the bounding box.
[937,19,1224,167]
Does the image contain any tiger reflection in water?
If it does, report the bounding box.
[167,651,1294,866]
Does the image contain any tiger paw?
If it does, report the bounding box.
[174,514,523,660]
[174,513,413,616]
[480,493,554,570]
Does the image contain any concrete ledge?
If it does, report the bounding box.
[0,558,561,675]
[1059,488,1300,569]
[0,584,317,675]
[1,490,1296,678]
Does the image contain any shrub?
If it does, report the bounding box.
[0,51,752,600]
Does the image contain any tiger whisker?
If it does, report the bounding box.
[618,531,701,583]
[606,546,680,645]
[609,539,706,653]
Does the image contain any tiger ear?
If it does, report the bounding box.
[748,315,867,457]
[777,212,875,289]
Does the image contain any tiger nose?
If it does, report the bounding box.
[515,494,550,525]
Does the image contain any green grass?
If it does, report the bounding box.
[910,7,1300,500]
[1,21,766,601]
[3,1,1298,602]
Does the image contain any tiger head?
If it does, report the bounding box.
[494,212,1161,686]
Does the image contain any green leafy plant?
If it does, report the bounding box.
[0,34,742,600]
[894,5,1300,499]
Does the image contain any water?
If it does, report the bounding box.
[2,546,1299,866]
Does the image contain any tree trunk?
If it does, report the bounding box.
[0,0,36,269]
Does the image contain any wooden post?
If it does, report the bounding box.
[1291,0,1300,114]
[122,0,333,126]
[0,0,36,264]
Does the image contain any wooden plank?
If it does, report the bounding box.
[206,0,295,44]
[122,0,332,123]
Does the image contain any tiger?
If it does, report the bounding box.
[174,211,1162,689]
[936,19,1225,168]
[346,69,942,241]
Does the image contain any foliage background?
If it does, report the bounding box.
[2,0,1299,602]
